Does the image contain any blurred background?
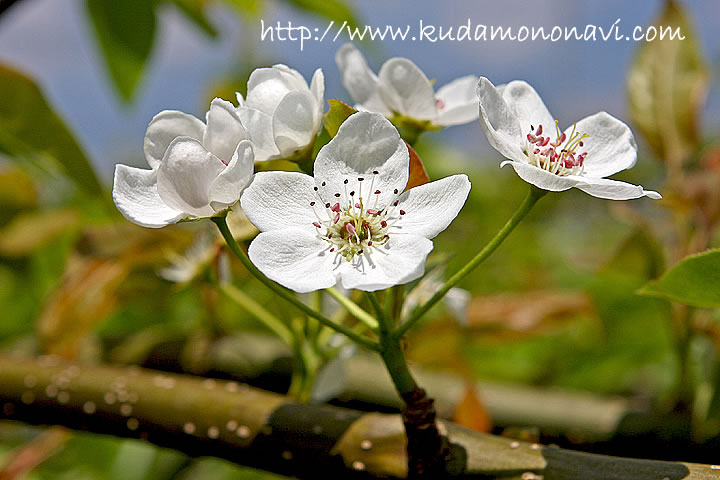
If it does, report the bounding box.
[0,0,719,478]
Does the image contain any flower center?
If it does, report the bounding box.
[309,172,406,263]
[524,122,588,176]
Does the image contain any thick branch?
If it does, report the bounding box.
[200,334,638,440]
[0,355,716,479]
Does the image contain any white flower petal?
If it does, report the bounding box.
[314,112,409,209]
[246,64,309,116]
[237,107,281,161]
[335,43,390,116]
[378,58,437,120]
[143,110,205,169]
[569,112,637,178]
[248,228,337,293]
[310,68,325,115]
[570,176,662,200]
[501,160,579,192]
[500,80,556,136]
[434,75,479,126]
[209,139,254,211]
[272,90,318,157]
[203,98,248,163]
[445,288,472,326]
[339,234,433,291]
[240,171,319,233]
[157,137,226,218]
[393,175,471,239]
[476,77,526,163]
[235,92,245,107]
[112,165,185,228]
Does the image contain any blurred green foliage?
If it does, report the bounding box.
[0,0,719,477]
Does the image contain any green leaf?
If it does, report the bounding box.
[601,227,666,281]
[223,0,264,17]
[626,0,709,169]
[323,99,357,138]
[169,0,218,38]
[86,0,157,102]
[0,64,103,195]
[286,0,358,28]
[639,249,720,307]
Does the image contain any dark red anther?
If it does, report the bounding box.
[331,203,340,212]
[367,209,379,215]
[536,124,543,136]
[400,210,406,215]
[313,222,321,228]
[381,221,387,228]
[374,190,381,195]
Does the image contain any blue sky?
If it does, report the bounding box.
[0,0,717,179]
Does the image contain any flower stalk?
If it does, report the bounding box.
[212,215,381,352]
[394,185,547,339]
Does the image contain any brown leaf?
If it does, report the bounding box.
[36,256,128,358]
[404,142,429,191]
[0,428,71,480]
[626,0,709,170]
[0,209,79,257]
[453,384,492,433]
[465,291,592,334]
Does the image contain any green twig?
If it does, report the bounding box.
[219,283,294,346]
[211,216,380,352]
[394,185,547,339]
[326,287,379,331]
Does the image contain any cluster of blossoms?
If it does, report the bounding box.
[113,44,660,294]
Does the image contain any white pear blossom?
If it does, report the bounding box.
[235,64,324,162]
[240,112,471,293]
[113,99,254,228]
[336,43,479,128]
[476,77,661,200]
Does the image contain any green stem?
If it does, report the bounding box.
[326,288,379,331]
[377,303,418,396]
[212,216,381,352]
[219,283,294,346]
[366,292,386,325]
[394,185,547,339]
